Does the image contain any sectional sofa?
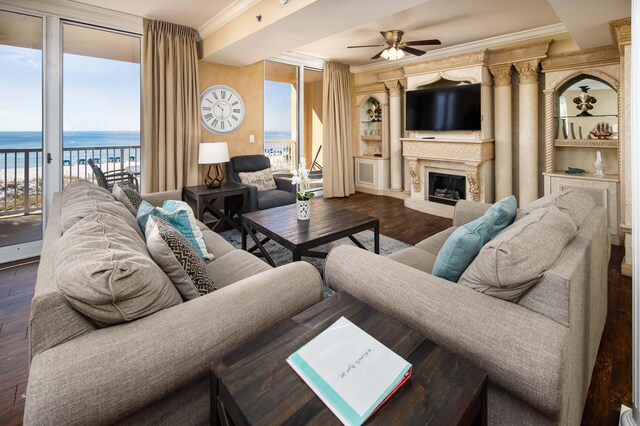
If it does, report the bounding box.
[24,181,324,425]
[324,190,609,425]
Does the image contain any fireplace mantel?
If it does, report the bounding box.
[401,138,495,217]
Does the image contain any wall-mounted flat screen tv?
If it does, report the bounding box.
[405,83,481,131]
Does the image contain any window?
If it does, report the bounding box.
[62,22,141,188]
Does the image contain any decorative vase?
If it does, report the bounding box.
[569,122,576,140]
[297,199,311,220]
[594,150,604,177]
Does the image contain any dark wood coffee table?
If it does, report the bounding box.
[241,200,379,266]
[210,292,487,425]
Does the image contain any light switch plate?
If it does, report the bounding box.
[249,134,255,143]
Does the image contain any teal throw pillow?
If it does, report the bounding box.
[136,200,213,260]
[432,215,495,282]
[484,195,517,238]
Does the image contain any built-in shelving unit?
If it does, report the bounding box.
[355,93,390,193]
[543,71,622,244]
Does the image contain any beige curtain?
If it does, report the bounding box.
[142,19,200,193]
[322,61,355,198]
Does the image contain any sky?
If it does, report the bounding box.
[0,44,140,132]
[264,80,292,135]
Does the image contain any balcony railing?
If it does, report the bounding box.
[61,146,141,188]
[0,149,42,217]
[0,145,140,217]
[264,140,295,172]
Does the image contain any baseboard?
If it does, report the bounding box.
[619,405,634,426]
[355,187,410,200]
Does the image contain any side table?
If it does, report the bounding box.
[182,183,248,231]
[210,292,487,425]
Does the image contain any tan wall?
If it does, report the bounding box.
[198,61,264,158]
[303,80,323,167]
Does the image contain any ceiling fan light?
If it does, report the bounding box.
[380,48,390,59]
[396,48,405,59]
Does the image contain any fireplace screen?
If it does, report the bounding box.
[428,172,466,206]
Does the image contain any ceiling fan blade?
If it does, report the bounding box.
[371,49,386,60]
[347,44,384,49]
[404,39,442,46]
[402,46,426,57]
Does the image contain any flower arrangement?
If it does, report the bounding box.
[291,158,315,201]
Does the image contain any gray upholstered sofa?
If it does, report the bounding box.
[24,183,324,425]
[324,191,609,425]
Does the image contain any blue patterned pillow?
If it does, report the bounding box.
[137,200,212,260]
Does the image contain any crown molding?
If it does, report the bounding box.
[350,23,567,74]
[268,51,326,69]
[198,0,262,40]
[0,0,142,34]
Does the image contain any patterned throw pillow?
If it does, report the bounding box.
[112,182,142,215]
[146,215,215,300]
[137,200,213,260]
[238,168,277,191]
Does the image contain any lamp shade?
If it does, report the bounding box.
[198,142,229,164]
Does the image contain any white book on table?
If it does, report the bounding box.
[287,316,412,426]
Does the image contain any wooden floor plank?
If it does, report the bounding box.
[0,193,632,424]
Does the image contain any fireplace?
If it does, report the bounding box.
[428,172,466,206]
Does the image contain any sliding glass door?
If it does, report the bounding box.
[62,22,141,189]
[0,10,43,252]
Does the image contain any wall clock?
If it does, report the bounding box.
[200,85,245,134]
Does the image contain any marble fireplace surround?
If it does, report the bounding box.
[402,138,494,218]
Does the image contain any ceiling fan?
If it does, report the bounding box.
[348,30,441,60]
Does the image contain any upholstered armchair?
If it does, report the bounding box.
[227,155,296,212]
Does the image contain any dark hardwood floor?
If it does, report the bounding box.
[0,193,631,425]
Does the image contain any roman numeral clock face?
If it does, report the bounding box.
[200,85,245,134]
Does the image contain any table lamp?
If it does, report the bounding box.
[198,142,229,188]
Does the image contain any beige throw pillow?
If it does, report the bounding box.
[517,188,595,228]
[238,168,277,191]
[56,213,182,325]
[146,216,215,300]
[458,206,577,302]
[112,182,142,216]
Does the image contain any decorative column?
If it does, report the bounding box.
[611,17,632,277]
[514,60,540,206]
[385,80,404,192]
[543,89,555,173]
[489,64,513,199]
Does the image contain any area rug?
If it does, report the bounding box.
[219,229,411,297]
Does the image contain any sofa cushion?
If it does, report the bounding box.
[137,200,213,260]
[485,195,517,238]
[517,188,595,228]
[238,168,277,191]
[257,189,296,210]
[146,216,215,300]
[432,215,494,282]
[112,182,142,215]
[414,227,458,256]
[56,213,182,325]
[206,250,272,289]
[201,229,236,261]
[459,206,577,302]
[388,247,437,274]
[61,180,144,240]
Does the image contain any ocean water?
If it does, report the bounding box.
[1,130,290,170]
[265,131,291,141]
[0,131,140,169]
